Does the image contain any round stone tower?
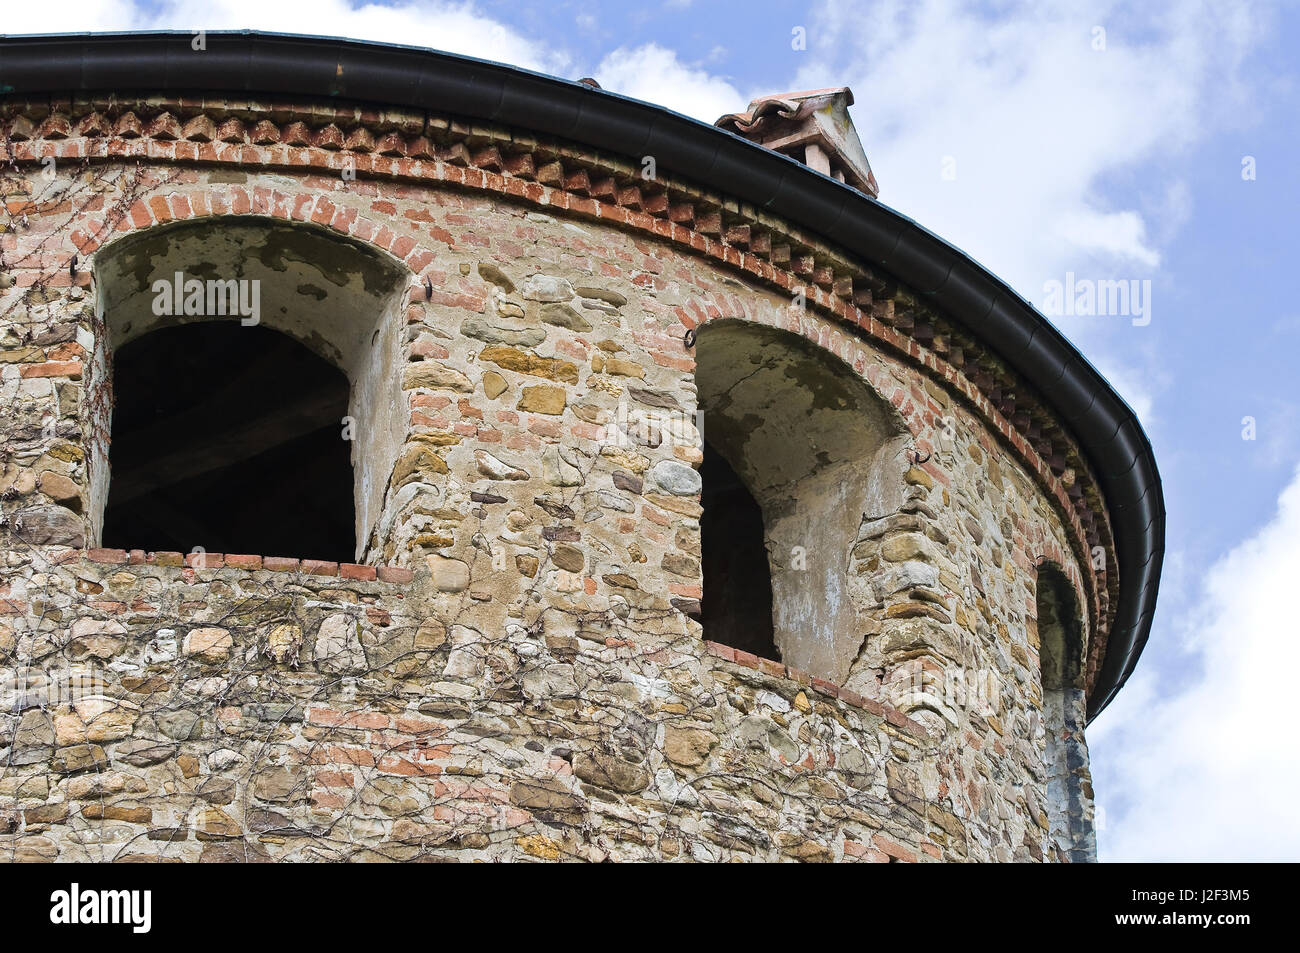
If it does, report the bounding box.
[0,33,1162,862]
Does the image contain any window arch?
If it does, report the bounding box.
[693,319,908,682]
[89,217,409,561]
[1035,564,1097,862]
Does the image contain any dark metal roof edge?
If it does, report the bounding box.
[0,30,1163,721]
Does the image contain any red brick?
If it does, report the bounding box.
[376,755,441,777]
[704,641,735,663]
[85,548,127,564]
[314,769,355,788]
[339,563,376,581]
[389,234,416,259]
[147,195,172,223]
[129,201,153,229]
[884,706,912,731]
[860,696,885,717]
[324,746,376,767]
[310,196,336,226]
[395,715,443,735]
[263,557,300,572]
[376,566,413,584]
[811,677,839,698]
[20,361,82,379]
[785,666,812,687]
[872,834,917,863]
[224,554,262,570]
[301,559,338,577]
[838,688,867,709]
[311,791,348,809]
[307,707,342,726]
[843,839,871,860]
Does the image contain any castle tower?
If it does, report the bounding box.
[0,32,1162,862]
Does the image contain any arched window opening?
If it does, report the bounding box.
[1036,565,1096,863]
[88,217,410,562]
[102,323,354,560]
[699,439,776,660]
[694,319,907,682]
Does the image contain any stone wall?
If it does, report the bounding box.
[1,99,1100,861]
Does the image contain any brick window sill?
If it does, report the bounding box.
[703,639,932,737]
[72,547,413,584]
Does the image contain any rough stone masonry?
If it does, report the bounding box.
[0,83,1114,861]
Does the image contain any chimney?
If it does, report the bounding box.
[715,87,878,198]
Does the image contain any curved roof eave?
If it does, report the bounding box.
[0,29,1164,720]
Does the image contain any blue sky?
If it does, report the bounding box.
[9,0,1298,860]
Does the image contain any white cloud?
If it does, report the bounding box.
[1055,209,1160,270]
[1089,463,1300,861]
[792,0,1263,295]
[5,1,569,76]
[7,3,751,122]
[594,43,746,122]
[1,0,141,33]
[778,0,1269,456]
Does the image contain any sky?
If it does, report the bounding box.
[5,0,1298,861]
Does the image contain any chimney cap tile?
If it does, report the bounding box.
[715,87,877,197]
